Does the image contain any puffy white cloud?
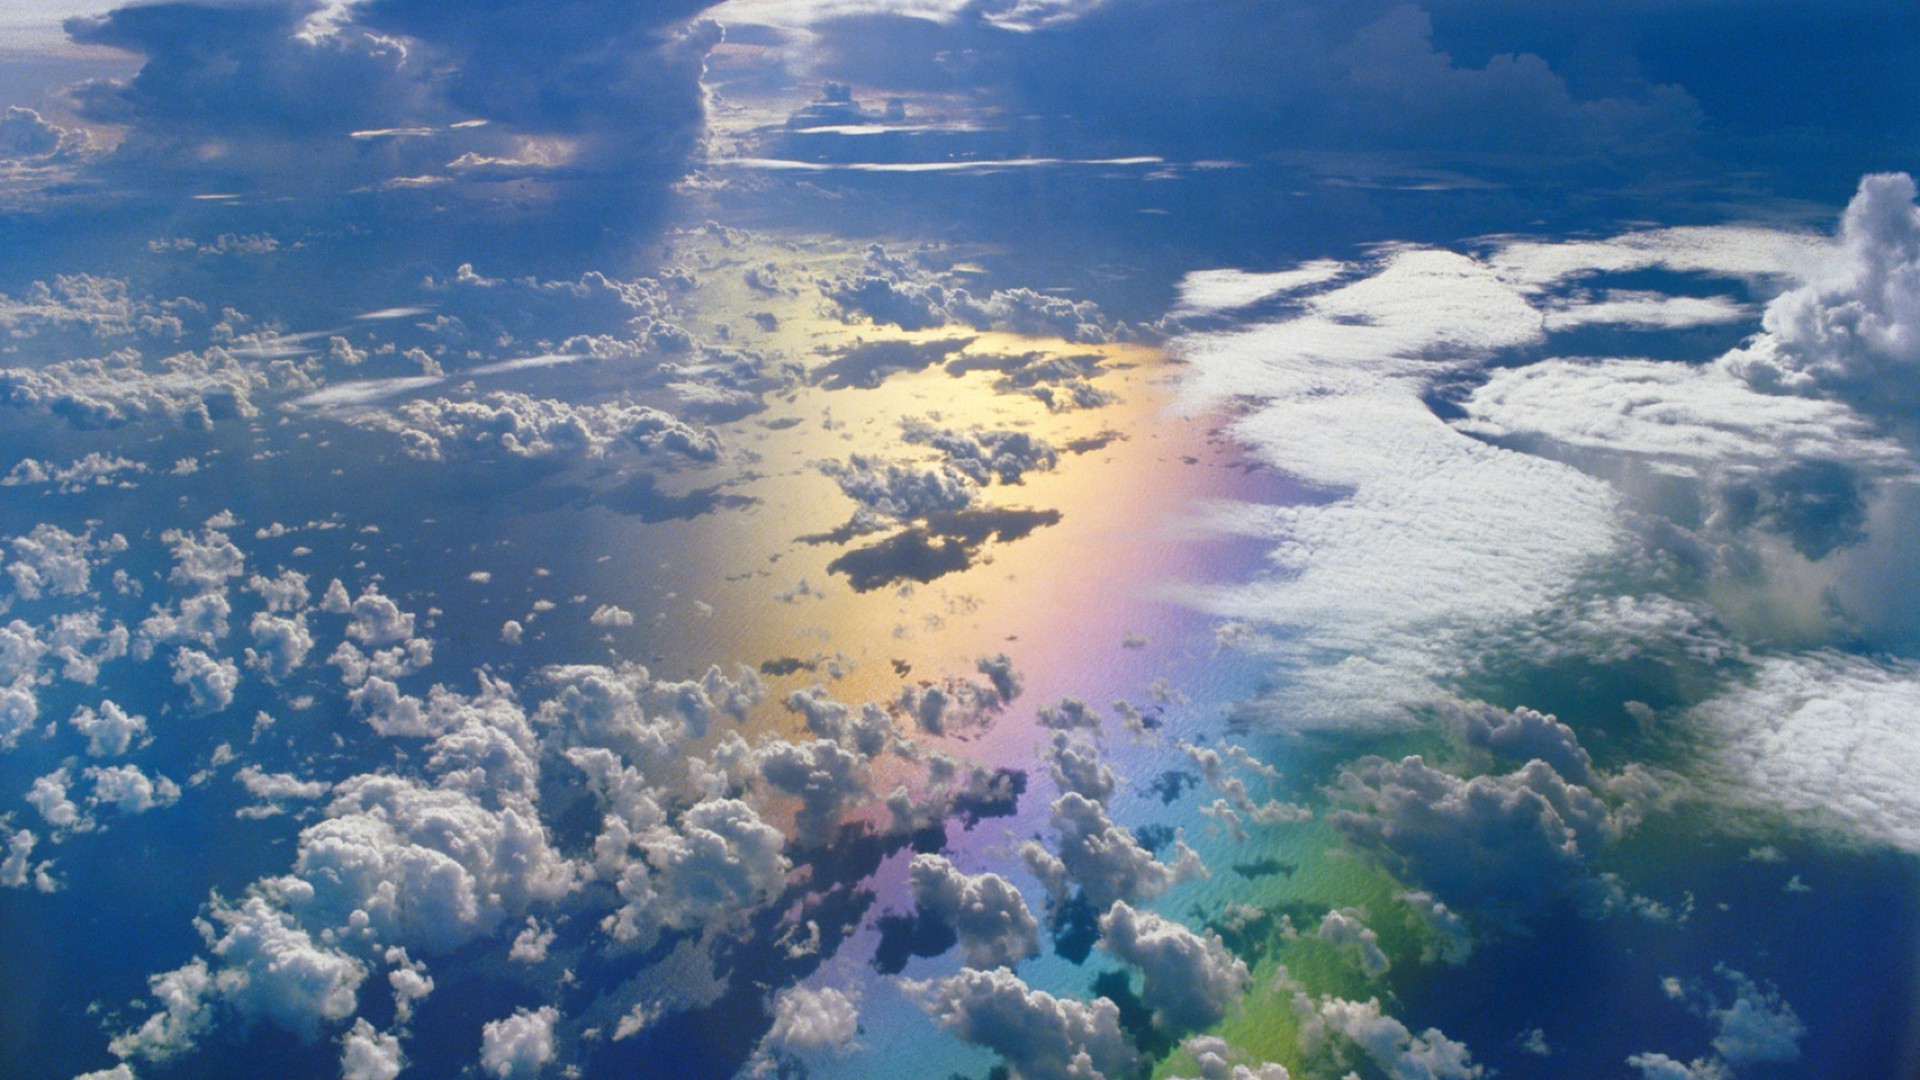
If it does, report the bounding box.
[1045,733,1116,803]
[345,589,416,646]
[339,1018,405,1080]
[588,604,635,628]
[820,454,977,522]
[766,985,860,1051]
[907,854,1040,969]
[171,648,240,712]
[234,765,330,818]
[1294,993,1482,1080]
[85,764,181,816]
[1441,700,1593,785]
[247,569,310,613]
[1706,968,1803,1067]
[1460,357,1903,477]
[1626,1053,1728,1080]
[358,391,720,463]
[137,593,233,656]
[1023,792,1204,908]
[109,957,217,1062]
[27,768,90,833]
[9,523,114,599]
[478,1005,558,1079]
[1725,173,1920,417]
[161,523,246,592]
[246,611,314,681]
[900,420,1060,485]
[508,918,555,964]
[757,737,870,843]
[0,676,39,750]
[206,896,367,1037]
[2,452,146,493]
[1316,908,1390,979]
[0,348,271,430]
[908,966,1138,1080]
[1098,901,1249,1030]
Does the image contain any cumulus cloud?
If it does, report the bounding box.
[821,247,1115,342]
[86,764,181,816]
[353,391,721,463]
[908,965,1138,1080]
[908,854,1040,969]
[340,1018,405,1080]
[1022,792,1204,909]
[1293,992,1482,1080]
[172,648,240,712]
[766,984,861,1052]
[478,1005,558,1079]
[1315,908,1390,979]
[1725,173,1920,421]
[1098,901,1249,1030]
[1330,753,1655,923]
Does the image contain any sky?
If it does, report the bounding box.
[1,3,1918,1080]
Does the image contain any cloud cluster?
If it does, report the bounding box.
[909,966,1138,1080]
[359,391,721,463]
[1098,901,1249,1030]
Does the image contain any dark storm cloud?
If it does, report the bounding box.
[56,0,720,220]
[787,0,1701,168]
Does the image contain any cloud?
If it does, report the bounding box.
[819,248,1115,341]
[1022,791,1204,909]
[1330,753,1655,922]
[85,763,181,816]
[1097,901,1249,1030]
[478,1005,558,1079]
[1174,246,1619,723]
[57,0,719,223]
[778,0,1698,170]
[1315,908,1390,979]
[765,984,861,1052]
[1692,650,1920,852]
[171,648,240,712]
[340,1018,405,1080]
[907,853,1041,968]
[1460,357,1904,479]
[355,391,721,463]
[900,419,1059,485]
[1293,992,1482,1080]
[908,965,1139,1080]
[1725,173,1920,423]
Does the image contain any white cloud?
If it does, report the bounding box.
[1694,650,1920,851]
[356,391,720,463]
[766,985,860,1052]
[340,1018,405,1080]
[478,1005,558,1079]
[85,764,181,815]
[1174,247,1621,723]
[1098,901,1249,1030]
[908,966,1139,1080]
[1724,173,1920,416]
[1460,357,1903,477]
[1293,992,1482,1079]
[1023,792,1204,909]
[1315,908,1390,979]
[908,854,1040,969]
[171,648,240,712]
